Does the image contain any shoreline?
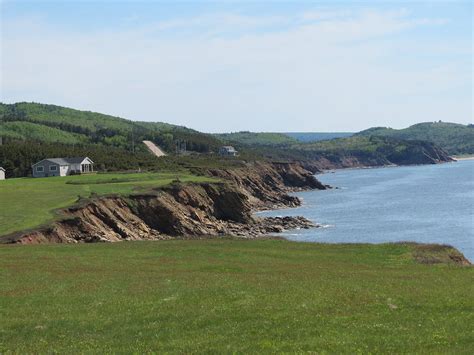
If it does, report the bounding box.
[452,155,474,161]
[313,157,473,177]
[262,160,474,262]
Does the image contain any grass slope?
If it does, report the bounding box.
[357,122,474,155]
[0,240,472,353]
[0,173,215,237]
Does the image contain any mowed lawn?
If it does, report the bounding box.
[0,240,472,353]
[0,172,215,237]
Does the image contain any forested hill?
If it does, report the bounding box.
[213,132,299,146]
[0,102,221,153]
[356,122,474,155]
[213,129,452,167]
[284,132,353,142]
[213,131,354,146]
[0,102,225,177]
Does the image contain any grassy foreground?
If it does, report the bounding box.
[0,172,215,237]
[0,240,472,353]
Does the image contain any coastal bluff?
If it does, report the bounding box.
[3,162,326,244]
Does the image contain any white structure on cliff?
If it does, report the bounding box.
[32,157,94,178]
[219,146,238,156]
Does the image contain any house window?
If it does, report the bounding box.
[50,165,58,172]
[36,166,44,172]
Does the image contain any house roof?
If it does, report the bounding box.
[32,157,94,167]
[0,167,5,172]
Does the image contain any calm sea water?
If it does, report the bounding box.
[258,160,474,261]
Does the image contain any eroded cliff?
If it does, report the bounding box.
[5,162,325,244]
[204,161,327,210]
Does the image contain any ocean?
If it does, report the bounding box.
[258,160,474,261]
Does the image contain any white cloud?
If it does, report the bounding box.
[1,8,471,132]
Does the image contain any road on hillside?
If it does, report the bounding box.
[143,140,167,157]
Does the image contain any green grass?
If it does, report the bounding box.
[0,172,216,237]
[0,240,472,353]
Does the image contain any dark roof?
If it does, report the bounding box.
[32,157,93,167]
[0,167,5,171]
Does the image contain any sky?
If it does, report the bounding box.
[1,0,472,133]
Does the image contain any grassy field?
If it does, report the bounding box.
[0,172,216,237]
[0,239,472,353]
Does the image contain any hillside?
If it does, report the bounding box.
[240,135,452,167]
[212,128,452,167]
[214,131,354,146]
[285,132,353,142]
[214,131,298,146]
[0,121,89,145]
[0,102,221,153]
[0,102,227,177]
[356,122,474,155]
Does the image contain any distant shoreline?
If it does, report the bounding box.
[452,155,474,161]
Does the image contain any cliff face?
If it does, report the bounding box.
[6,162,324,244]
[205,161,326,210]
[299,139,454,170]
[299,145,453,171]
[384,141,454,165]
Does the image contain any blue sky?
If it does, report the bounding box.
[1,0,472,132]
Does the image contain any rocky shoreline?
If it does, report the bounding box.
[3,162,325,244]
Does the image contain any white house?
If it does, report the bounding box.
[32,157,94,178]
[0,167,5,180]
[219,146,238,156]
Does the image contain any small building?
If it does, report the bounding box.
[0,167,5,180]
[32,157,94,178]
[219,146,238,157]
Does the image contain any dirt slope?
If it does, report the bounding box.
[143,140,167,157]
